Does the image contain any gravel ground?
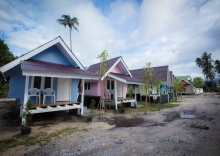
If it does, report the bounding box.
[1,93,220,156]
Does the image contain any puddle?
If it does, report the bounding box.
[180,112,195,119]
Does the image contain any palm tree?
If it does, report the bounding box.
[196,52,215,91]
[57,15,79,51]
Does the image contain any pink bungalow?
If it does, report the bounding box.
[85,56,141,110]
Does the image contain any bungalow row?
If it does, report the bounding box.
[0,37,197,121]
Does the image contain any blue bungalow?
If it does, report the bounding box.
[0,37,98,119]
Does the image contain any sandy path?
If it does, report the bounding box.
[1,93,220,156]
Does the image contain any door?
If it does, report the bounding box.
[186,87,190,94]
[117,81,123,98]
[57,78,71,101]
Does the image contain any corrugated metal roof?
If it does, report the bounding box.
[21,60,98,77]
[130,66,169,83]
[87,56,121,73]
[109,73,141,83]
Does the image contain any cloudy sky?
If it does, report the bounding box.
[0,0,219,79]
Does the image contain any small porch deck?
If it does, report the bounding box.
[30,101,81,114]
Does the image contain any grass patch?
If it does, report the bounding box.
[137,101,179,112]
[0,127,87,152]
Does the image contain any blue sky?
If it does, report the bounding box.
[0,0,220,78]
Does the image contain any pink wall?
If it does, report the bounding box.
[84,81,99,96]
[111,64,121,73]
[123,83,127,98]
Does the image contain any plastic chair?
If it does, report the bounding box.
[28,88,41,105]
[43,88,55,105]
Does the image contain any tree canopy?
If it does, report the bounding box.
[0,39,16,67]
[57,15,79,51]
[193,77,203,88]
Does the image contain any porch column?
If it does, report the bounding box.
[80,79,85,115]
[114,79,118,110]
[21,76,29,127]
[134,86,137,102]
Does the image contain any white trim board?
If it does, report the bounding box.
[22,70,99,80]
[101,57,132,81]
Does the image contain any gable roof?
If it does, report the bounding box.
[21,60,98,80]
[0,36,84,73]
[178,79,190,85]
[87,56,132,80]
[176,75,192,81]
[108,73,141,84]
[130,65,169,83]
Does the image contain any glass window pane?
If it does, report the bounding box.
[107,80,110,90]
[88,82,90,90]
[85,83,88,90]
[44,77,51,89]
[34,76,41,89]
[111,81,114,90]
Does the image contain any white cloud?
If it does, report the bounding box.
[0,0,220,79]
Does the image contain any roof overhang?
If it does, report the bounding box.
[22,70,99,80]
[108,73,141,85]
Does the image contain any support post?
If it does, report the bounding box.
[80,79,85,115]
[21,76,29,127]
[114,79,117,110]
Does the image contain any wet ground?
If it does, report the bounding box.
[1,93,220,156]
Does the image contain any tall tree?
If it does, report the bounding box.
[96,50,109,118]
[196,52,215,90]
[193,77,203,88]
[173,79,183,100]
[142,63,153,115]
[215,60,220,76]
[0,39,16,67]
[57,15,79,51]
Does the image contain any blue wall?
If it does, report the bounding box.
[71,79,80,101]
[31,45,76,66]
[8,65,26,104]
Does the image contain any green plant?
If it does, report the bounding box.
[89,99,96,117]
[128,86,134,98]
[22,100,32,127]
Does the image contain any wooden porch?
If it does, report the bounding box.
[30,101,82,114]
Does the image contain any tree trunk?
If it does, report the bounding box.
[69,27,72,51]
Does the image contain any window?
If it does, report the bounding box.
[32,76,53,90]
[33,76,41,89]
[107,80,114,90]
[85,82,90,91]
[44,77,51,88]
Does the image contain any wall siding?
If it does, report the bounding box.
[8,65,26,104]
[71,79,80,101]
[31,45,75,66]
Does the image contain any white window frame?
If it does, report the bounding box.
[85,82,90,91]
[31,76,53,90]
[107,80,114,91]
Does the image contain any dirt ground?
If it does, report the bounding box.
[0,92,220,156]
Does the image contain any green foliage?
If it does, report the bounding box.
[89,99,96,117]
[57,15,79,50]
[23,101,32,127]
[195,52,215,90]
[96,50,109,77]
[215,60,220,76]
[142,62,154,114]
[0,79,9,97]
[0,38,16,67]
[173,79,184,100]
[128,86,134,98]
[193,77,204,88]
